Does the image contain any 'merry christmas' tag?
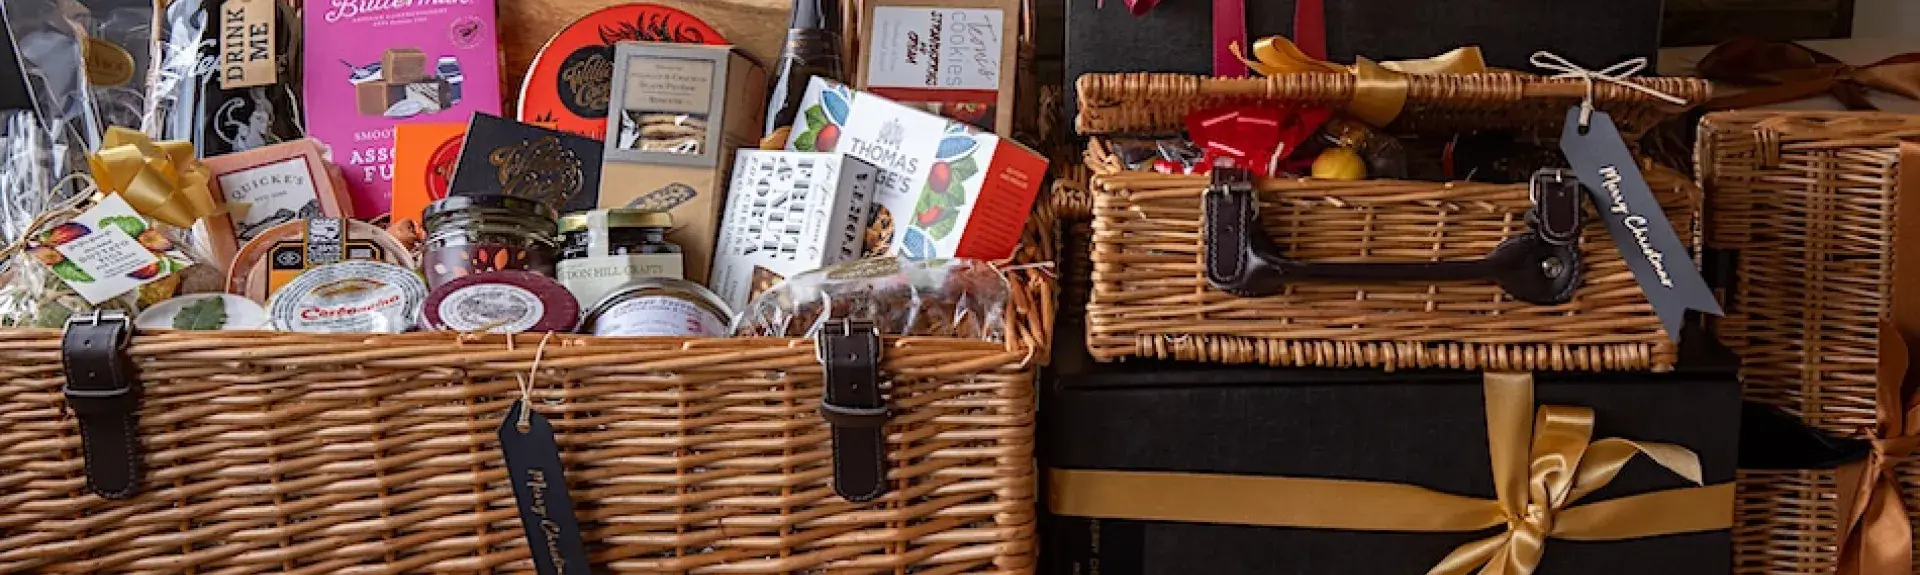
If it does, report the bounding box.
[499,400,590,575]
[1559,107,1722,339]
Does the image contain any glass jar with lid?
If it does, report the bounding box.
[556,209,685,307]
[422,195,560,290]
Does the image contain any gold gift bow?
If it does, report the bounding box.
[1048,372,1734,575]
[1229,36,1489,127]
[86,126,218,229]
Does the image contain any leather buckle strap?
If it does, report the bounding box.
[1201,166,1585,304]
[817,319,890,502]
[61,309,142,499]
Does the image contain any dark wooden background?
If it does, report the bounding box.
[1662,0,1854,45]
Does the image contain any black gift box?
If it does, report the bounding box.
[452,112,604,214]
[1041,338,1741,574]
[1064,0,1665,117]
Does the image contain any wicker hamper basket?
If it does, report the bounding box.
[1735,463,1920,575]
[1074,72,1711,371]
[0,200,1058,573]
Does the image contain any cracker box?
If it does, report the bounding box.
[303,0,503,217]
[857,0,1020,135]
[599,41,767,284]
[710,150,878,311]
[785,78,1046,260]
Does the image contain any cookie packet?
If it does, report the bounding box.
[731,256,1010,342]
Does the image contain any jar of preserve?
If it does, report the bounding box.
[555,209,685,308]
[576,277,731,337]
[422,195,559,290]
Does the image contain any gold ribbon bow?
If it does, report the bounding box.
[1049,372,1734,575]
[1834,321,1920,575]
[1230,36,1489,127]
[87,126,218,229]
[1697,37,1920,111]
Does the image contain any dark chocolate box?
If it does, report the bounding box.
[1064,0,1665,117]
[1041,328,1741,574]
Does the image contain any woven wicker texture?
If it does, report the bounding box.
[1733,462,1920,575]
[1075,72,1711,139]
[1083,137,1701,372]
[1702,111,1920,436]
[0,202,1059,573]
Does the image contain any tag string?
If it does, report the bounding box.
[514,332,558,431]
[1529,52,1688,128]
[0,173,99,269]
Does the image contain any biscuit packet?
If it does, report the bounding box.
[731,256,1009,341]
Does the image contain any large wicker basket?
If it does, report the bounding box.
[1075,72,1712,371]
[1702,111,1920,436]
[0,203,1058,573]
[1735,464,1920,574]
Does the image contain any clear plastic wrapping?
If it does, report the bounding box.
[732,256,1010,341]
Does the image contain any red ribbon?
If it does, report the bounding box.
[1108,0,1328,76]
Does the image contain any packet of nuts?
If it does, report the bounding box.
[731,255,1009,341]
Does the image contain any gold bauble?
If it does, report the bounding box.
[1312,147,1369,180]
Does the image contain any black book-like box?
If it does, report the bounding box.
[1064,0,1665,117]
[452,112,604,214]
[1041,334,1741,574]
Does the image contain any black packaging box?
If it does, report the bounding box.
[452,112,604,214]
[1064,0,1664,117]
[1042,339,1741,574]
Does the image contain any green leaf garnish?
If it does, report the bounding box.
[171,296,228,330]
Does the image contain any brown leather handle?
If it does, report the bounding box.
[1201,167,1584,304]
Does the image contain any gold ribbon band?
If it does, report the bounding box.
[1231,36,1489,126]
[1048,373,1735,575]
[87,126,217,229]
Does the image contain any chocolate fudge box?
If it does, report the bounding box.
[303,0,502,216]
[1064,0,1663,115]
[711,150,879,311]
[599,41,766,284]
[1041,333,1741,575]
[784,78,1047,261]
[451,113,602,215]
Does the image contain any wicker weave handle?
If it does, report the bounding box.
[1201,167,1584,304]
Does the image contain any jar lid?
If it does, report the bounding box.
[559,209,673,233]
[423,270,580,333]
[265,261,428,333]
[576,277,731,336]
[424,194,560,224]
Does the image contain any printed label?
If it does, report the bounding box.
[621,56,714,115]
[220,0,278,89]
[219,157,322,241]
[866,7,1004,91]
[436,283,547,333]
[275,280,409,332]
[557,254,685,308]
[32,195,193,304]
[590,295,725,337]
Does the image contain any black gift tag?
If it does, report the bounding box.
[499,400,591,575]
[1560,107,1723,339]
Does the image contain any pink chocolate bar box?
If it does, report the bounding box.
[304,0,502,217]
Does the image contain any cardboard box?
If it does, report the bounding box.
[304,0,502,217]
[451,113,602,214]
[1042,341,1742,574]
[390,123,469,228]
[711,150,878,310]
[785,77,1046,260]
[857,0,1020,136]
[599,41,767,284]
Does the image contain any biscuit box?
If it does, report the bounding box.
[599,41,767,284]
[856,0,1020,136]
[303,0,503,217]
[710,150,879,311]
[785,77,1046,261]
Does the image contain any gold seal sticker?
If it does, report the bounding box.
[82,37,136,87]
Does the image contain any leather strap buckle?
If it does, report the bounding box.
[61,309,143,499]
[1528,168,1585,246]
[1201,166,1584,304]
[816,319,890,502]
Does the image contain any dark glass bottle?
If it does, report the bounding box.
[762,0,843,138]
